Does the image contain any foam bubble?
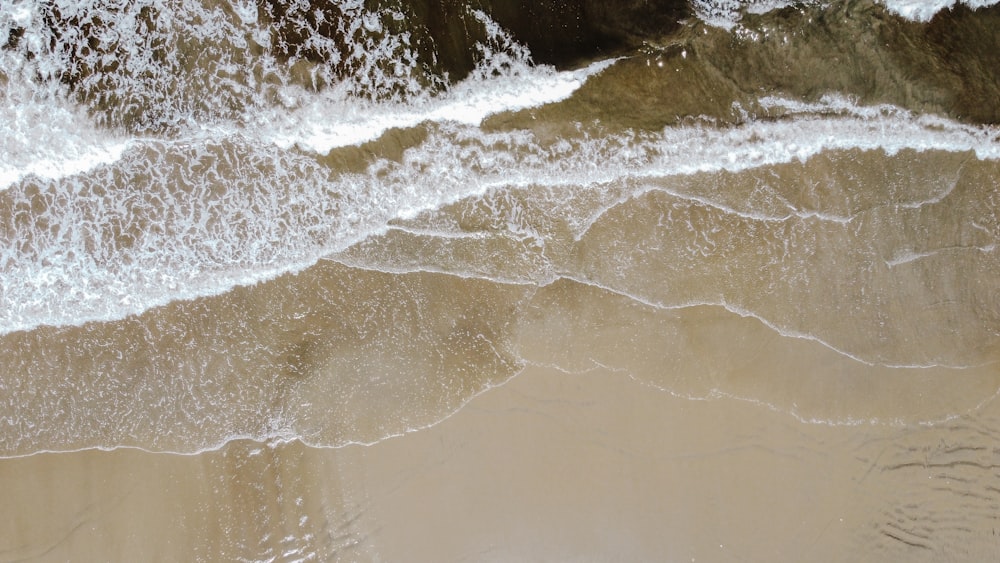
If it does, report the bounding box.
[691,0,798,30]
[879,0,1000,21]
[692,0,1000,28]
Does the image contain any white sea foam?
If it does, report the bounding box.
[0,91,133,189]
[2,0,999,336]
[2,96,999,335]
[879,0,1000,20]
[0,0,609,185]
[3,1,999,462]
[255,7,615,153]
[692,0,1000,28]
[885,244,997,268]
[0,3,133,189]
[691,0,798,30]
[260,58,615,153]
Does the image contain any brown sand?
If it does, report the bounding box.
[3,356,999,562]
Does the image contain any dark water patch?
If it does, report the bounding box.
[701,0,1000,124]
[7,0,998,135]
[488,0,1000,133]
[474,0,690,68]
[260,0,452,96]
[907,3,1000,123]
[2,25,24,50]
[17,1,462,131]
[8,0,694,133]
[485,42,745,132]
[31,1,261,132]
[263,0,691,83]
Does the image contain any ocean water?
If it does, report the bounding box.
[4,2,1000,560]
[1,0,999,476]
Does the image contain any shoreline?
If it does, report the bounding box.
[4,363,999,561]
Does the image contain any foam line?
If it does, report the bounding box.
[885,244,997,268]
[0,89,135,190]
[692,0,1000,29]
[6,291,997,458]
[553,273,992,370]
[2,101,998,335]
[260,58,616,154]
[878,0,1000,21]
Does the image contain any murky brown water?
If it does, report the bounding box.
[2,0,999,560]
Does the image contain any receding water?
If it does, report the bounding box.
[2,1,1000,560]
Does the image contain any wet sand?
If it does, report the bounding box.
[3,145,998,559]
[3,335,999,562]
[3,1,1000,561]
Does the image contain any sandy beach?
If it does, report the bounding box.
[4,342,1000,561]
[3,1,1000,561]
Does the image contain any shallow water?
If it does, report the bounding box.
[2,0,1000,560]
